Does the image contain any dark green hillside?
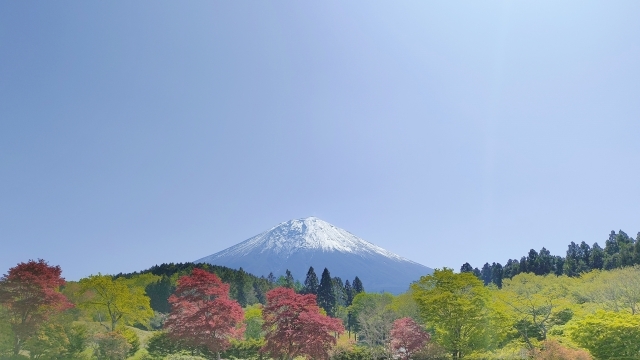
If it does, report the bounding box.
[115,262,275,311]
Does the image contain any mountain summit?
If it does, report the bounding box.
[196,217,432,293]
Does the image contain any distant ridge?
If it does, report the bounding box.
[196,217,432,294]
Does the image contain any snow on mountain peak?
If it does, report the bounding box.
[208,217,406,261]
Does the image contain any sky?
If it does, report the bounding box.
[1,1,639,281]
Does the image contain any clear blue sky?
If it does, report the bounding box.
[1,1,639,280]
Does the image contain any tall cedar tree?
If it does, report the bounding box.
[344,280,354,306]
[284,269,295,289]
[390,317,431,360]
[0,259,72,355]
[165,268,244,360]
[317,268,336,316]
[303,267,319,295]
[262,287,344,360]
[352,276,364,294]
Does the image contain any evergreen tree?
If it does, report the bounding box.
[284,270,295,289]
[317,268,336,317]
[634,233,640,264]
[519,256,528,273]
[352,276,364,294]
[536,247,553,275]
[503,259,520,279]
[145,276,174,313]
[480,263,492,286]
[332,277,346,307]
[460,263,474,273]
[553,256,565,276]
[590,242,605,270]
[234,268,247,307]
[527,249,539,274]
[344,280,354,307]
[491,262,503,288]
[579,241,592,268]
[564,241,580,277]
[302,266,319,295]
[267,272,276,284]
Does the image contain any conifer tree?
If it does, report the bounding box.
[317,268,336,317]
[491,262,503,288]
[460,263,473,273]
[352,276,364,294]
[344,280,354,307]
[590,243,605,270]
[480,263,492,286]
[302,267,319,295]
[283,270,295,289]
[267,272,276,284]
[332,277,346,307]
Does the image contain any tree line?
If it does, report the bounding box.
[460,229,640,287]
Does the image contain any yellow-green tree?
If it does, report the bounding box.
[244,304,263,339]
[567,310,640,359]
[79,274,153,331]
[587,266,640,314]
[411,268,489,359]
[495,273,573,349]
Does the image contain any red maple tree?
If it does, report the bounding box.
[390,317,430,360]
[0,259,73,355]
[262,287,344,360]
[164,268,244,360]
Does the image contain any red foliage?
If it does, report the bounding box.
[262,287,344,360]
[390,317,430,360]
[164,268,244,358]
[0,259,73,355]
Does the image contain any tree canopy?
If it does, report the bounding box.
[262,287,344,360]
[165,268,245,360]
[79,274,153,331]
[0,259,72,355]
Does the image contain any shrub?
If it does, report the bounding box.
[532,339,592,360]
[94,332,131,360]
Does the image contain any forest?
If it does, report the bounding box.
[1,230,640,360]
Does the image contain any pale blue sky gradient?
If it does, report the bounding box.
[1,1,639,280]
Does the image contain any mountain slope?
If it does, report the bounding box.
[196,217,432,294]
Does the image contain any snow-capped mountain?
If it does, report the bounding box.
[196,217,432,294]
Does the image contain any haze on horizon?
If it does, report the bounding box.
[1,1,639,280]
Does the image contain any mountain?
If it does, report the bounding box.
[196,217,433,294]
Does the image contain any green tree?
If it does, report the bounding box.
[589,266,640,314]
[349,292,396,355]
[495,273,572,349]
[145,275,174,313]
[79,274,154,331]
[411,268,489,359]
[302,267,319,295]
[352,277,364,295]
[22,313,88,360]
[317,268,336,317]
[567,310,640,360]
[244,304,263,340]
[276,270,295,289]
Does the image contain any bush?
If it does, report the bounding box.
[222,338,265,360]
[532,339,592,360]
[116,327,140,356]
[330,345,372,360]
[412,342,450,360]
[94,332,131,360]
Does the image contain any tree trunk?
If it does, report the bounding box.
[216,351,221,360]
[12,334,20,355]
